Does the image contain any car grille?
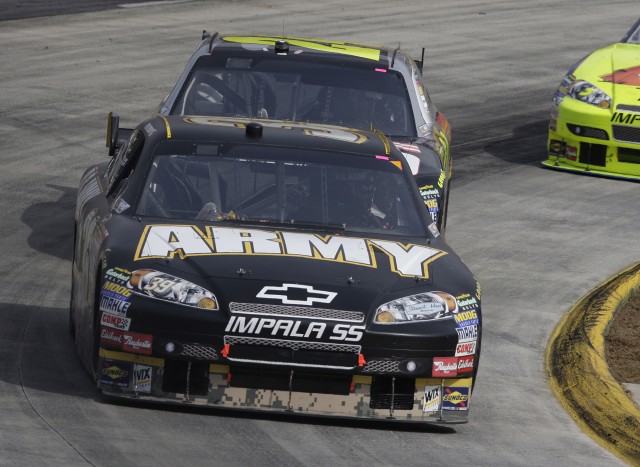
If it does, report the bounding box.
[566,123,608,140]
[224,335,361,353]
[612,125,640,144]
[181,344,218,360]
[223,336,361,369]
[229,302,364,322]
[362,360,401,373]
[616,104,640,113]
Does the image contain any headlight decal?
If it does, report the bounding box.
[129,269,219,310]
[374,291,456,323]
[567,79,611,109]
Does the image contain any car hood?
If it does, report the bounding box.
[576,43,640,103]
[104,218,477,315]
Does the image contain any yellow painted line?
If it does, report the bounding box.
[546,262,640,466]
[100,348,165,367]
[161,116,172,139]
[373,129,390,155]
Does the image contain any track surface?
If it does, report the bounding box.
[1,1,639,465]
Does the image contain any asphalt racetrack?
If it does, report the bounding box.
[1,1,639,465]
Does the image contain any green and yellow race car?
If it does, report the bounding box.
[543,17,640,181]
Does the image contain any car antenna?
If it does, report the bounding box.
[391,43,400,68]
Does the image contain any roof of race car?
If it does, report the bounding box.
[142,115,400,159]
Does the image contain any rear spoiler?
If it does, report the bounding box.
[105,112,133,157]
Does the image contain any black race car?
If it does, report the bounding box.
[71,114,480,423]
[157,33,452,232]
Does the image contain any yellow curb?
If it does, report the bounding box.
[546,262,640,466]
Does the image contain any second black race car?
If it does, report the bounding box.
[71,114,481,424]
[158,33,453,231]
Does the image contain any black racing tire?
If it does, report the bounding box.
[90,268,104,381]
[471,327,482,393]
[69,227,78,340]
[69,279,76,340]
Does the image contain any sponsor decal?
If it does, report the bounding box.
[133,364,152,393]
[566,145,577,161]
[455,341,477,357]
[423,385,441,413]
[99,295,131,315]
[114,197,131,214]
[442,386,469,411]
[428,222,440,238]
[601,65,640,86]
[101,281,132,302]
[457,356,474,373]
[122,332,153,355]
[456,325,478,343]
[419,185,439,198]
[455,293,478,310]
[135,226,447,279]
[432,357,458,377]
[453,309,479,327]
[100,360,131,387]
[549,139,566,157]
[257,283,337,306]
[100,326,123,347]
[225,316,365,342]
[424,198,439,219]
[105,267,131,283]
[610,112,640,125]
[101,312,131,331]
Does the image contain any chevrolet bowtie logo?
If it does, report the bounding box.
[256,283,337,306]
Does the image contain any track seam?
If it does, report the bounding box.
[18,308,97,466]
[545,262,640,466]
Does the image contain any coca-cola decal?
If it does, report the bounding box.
[122,331,153,355]
[432,356,458,377]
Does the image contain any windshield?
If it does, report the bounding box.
[135,144,426,236]
[627,21,640,44]
[171,56,416,138]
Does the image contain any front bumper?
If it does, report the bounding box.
[543,99,640,181]
[98,349,474,424]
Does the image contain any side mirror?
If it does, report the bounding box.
[106,112,133,157]
[106,112,120,157]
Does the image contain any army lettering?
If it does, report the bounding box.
[135,225,446,278]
